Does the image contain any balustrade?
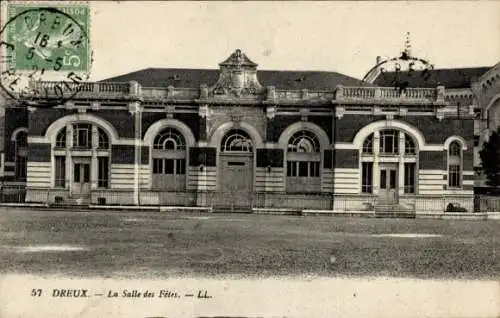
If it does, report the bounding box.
[337,86,440,103]
[27,80,444,104]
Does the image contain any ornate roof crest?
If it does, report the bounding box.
[219,49,258,69]
[211,49,263,98]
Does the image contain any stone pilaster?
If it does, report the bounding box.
[373,131,380,195]
[398,130,405,196]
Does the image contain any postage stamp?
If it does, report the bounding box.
[0,1,92,104]
[6,3,91,72]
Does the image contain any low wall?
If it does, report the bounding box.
[26,188,69,203]
[253,192,333,210]
[91,190,197,206]
[416,212,500,220]
[413,196,474,212]
[333,195,377,211]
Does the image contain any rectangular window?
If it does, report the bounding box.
[176,159,186,175]
[98,157,109,188]
[380,169,387,189]
[153,158,163,174]
[380,132,399,154]
[15,156,27,181]
[298,162,308,177]
[83,164,90,182]
[74,163,80,182]
[73,124,92,148]
[448,164,461,188]
[287,161,297,177]
[310,162,320,177]
[404,163,416,194]
[361,162,373,193]
[165,159,175,174]
[55,156,66,187]
[389,170,397,189]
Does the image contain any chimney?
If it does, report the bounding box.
[376,56,382,65]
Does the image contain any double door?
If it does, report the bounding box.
[379,164,398,204]
[72,159,91,196]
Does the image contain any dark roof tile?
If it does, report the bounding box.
[101,68,368,90]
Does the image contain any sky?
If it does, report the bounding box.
[85,1,498,80]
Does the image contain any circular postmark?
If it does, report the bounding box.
[0,4,92,107]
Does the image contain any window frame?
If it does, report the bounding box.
[55,127,67,148]
[97,156,109,188]
[379,129,399,155]
[72,123,92,149]
[404,162,416,194]
[362,133,374,154]
[361,162,373,193]
[54,156,66,188]
[153,127,186,150]
[447,141,463,189]
[221,129,253,152]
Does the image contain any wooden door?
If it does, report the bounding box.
[218,154,253,208]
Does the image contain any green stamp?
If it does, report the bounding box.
[6,3,91,72]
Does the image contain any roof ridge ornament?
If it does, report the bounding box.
[211,49,263,98]
[401,32,412,60]
[219,49,258,69]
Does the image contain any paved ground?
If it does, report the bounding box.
[0,207,499,279]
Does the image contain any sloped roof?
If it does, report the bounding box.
[101,68,369,90]
[374,67,492,88]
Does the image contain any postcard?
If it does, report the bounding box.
[0,1,499,317]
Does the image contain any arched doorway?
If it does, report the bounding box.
[360,129,418,204]
[53,123,111,198]
[218,129,254,208]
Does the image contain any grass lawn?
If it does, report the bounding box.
[0,207,499,279]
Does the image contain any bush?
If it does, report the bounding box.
[445,203,468,213]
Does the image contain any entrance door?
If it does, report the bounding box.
[72,162,91,196]
[219,154,253,208]
[379,164,398,204]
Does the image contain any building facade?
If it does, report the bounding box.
[1,49,493,213]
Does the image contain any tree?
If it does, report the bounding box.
[479,127,500,188]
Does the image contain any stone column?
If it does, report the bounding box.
[91,125,98,189]
[398,131,405,196]
[129,102,142,205]
[66,123,73,192]
[373,131,380,195]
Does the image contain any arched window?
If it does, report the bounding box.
[14,131,27,181]
[404,134,416,155]
[448,141,462,188]
[98,127,109,149]
[153,128,186,150]
[221,129,253,152]
[362,133,374,154]
[287,130,320,153]
[286,130,321,192]
[55,128,67,148]
[152,127,187,191]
